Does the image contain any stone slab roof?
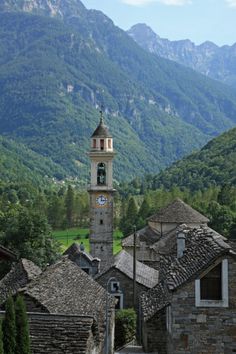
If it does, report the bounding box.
[122,226,160,248]
[148,198,209,223]
[0,245,17,261]
[24,256,115,318]
[0,258,41,305]
[63,242,100,262]
[96,250,159,288]
[141,227,233,321]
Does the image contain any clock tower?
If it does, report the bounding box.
[88,111,116,263]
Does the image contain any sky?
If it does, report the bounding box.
[82,0,236,46]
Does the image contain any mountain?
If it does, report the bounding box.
[128,24,236,88]
[0,1,236,181]
[0,135,66,185]
[151,127,236,191]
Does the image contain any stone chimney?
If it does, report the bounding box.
[176,224,187,258]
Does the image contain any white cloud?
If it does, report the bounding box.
[225,0,236,7]
[121,0,191,6]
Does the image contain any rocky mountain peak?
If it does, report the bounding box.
[0,0,87,19]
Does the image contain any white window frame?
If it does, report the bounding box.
[195,259,229,308]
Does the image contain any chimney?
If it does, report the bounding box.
[176,224,186,258]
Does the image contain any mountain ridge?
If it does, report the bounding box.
[128,23,236,88]
[0,0,236,181]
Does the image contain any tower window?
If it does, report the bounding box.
[108,139,111,149]
[100,219,103,225]
[97,163,106,185]
[100,139,104,150]
[93,139,96,148]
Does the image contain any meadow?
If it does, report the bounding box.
[52,228,123,254]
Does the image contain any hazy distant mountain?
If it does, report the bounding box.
[0,0,236,182]
[128,23,236,88]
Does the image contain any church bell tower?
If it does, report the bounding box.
[88,111,115,263]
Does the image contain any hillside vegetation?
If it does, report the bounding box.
[0,1,236,181]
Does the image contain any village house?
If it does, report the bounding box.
[20,256,116,354]
[64,242,100,277]
[140,225,236,354]
[122,198,209,269]
[0,258,41,305]
[96,249,159,311]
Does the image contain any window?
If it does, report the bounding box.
[111,281,120,292]
[108,139,111,149]
[114,294,123,309]
[100,219,103,225]
[93,139,96,148]
[195,259,228,307]
[100,139,104,150]
[97,163,106,185]
[200,263,221,300]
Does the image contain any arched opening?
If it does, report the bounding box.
[97,162,106,185]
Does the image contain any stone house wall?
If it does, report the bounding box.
[97,268,148,311]
[168,256,236,354]
[142,308,167,354]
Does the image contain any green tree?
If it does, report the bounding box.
[15,296,31,354]
[2,296,16,354]
[120,197,138,236]
[0,319,3,354]
[65,185,75,228]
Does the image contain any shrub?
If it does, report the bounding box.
[2,296,16,354]
[115,308,136,349]
[15,295,31,354]
[0,319,3,354]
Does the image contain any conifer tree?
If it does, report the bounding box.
[2,296,16,354]
[15,295,31,354]
[0,319,4,354]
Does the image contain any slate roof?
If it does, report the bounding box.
[0,258,41,305]
[91,116,112,138]
[0,245,17,261]
[96,250,159,288]
[24,256,114,318]
[63,242,100,262]
[148,198,209,223]
[122,226,160,248]
[141,227,233,321]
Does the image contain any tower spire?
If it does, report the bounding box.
[99,106,104,125]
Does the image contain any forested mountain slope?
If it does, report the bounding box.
[0,1,236,181]
[151,127,236,191]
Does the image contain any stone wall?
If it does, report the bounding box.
[168,256,236,354]
[142,308,167,354]
[97,268,148,311]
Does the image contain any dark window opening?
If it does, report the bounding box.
[200,263,222,300]
[97,162,106,185]
[93,139,96,148]
[114,295,122,309]
[100,139,104,150]
[100,219,103,225]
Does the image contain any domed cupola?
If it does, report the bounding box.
[91,111,113,152]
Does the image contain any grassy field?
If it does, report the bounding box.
[52,228,123,254]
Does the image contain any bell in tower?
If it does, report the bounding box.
[88,111,116,265]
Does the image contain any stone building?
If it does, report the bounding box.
[140,226,236,354]
[122,198,209,268]
[96,250,159,310]
[88,112,116,266]
[19,257,116,354]
[64,242,100,277]
[0,258,41,305]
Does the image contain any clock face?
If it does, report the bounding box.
[96,194,108,206]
